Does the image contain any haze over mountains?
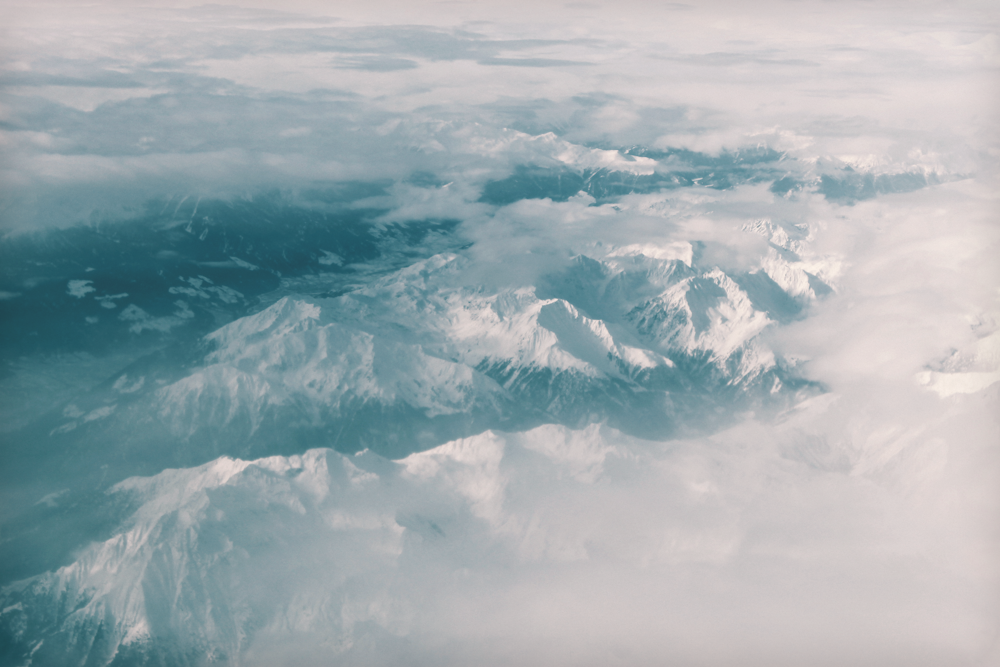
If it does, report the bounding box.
[0,1,998,665]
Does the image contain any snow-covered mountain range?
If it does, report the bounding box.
[3,425,646,665]
[3,145,993,665]
[0,203,845,667]
[3,2,998,664]
[33,237,825,476]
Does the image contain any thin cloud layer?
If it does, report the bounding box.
[1,0,995,230]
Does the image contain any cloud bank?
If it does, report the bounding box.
[1,0,995,229]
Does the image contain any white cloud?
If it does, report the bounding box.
[278,126,312,138]
[1,0,997,664]
[118,300,195,333]
[12,412,996,664]
[1,1,995,231]
[66,279,95,298]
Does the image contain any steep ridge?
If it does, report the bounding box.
[14,244,823,481]
[146,249,818,455]
[0,233,827,592]
[5,377,981,667]
[5,422,763,666]
[0,425,639,666]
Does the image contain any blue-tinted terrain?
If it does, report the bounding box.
[0,3,996,664]
[0,162,827,594]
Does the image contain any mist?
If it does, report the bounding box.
[0,1,997,665]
